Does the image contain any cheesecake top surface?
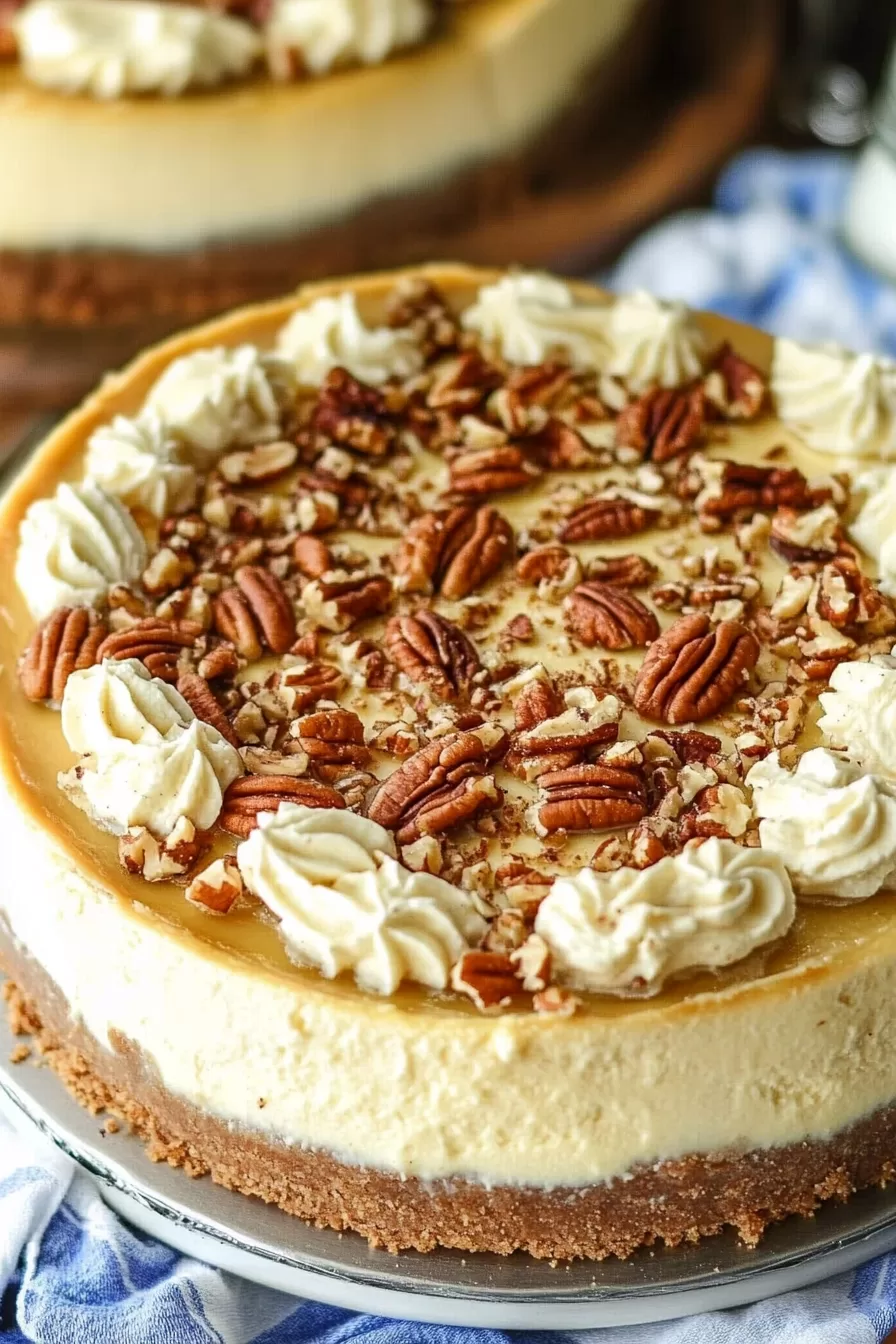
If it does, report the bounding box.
[4,263,896,1031]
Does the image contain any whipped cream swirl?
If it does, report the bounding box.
[60,659,243,835]
[771,338,896,459]
[818,655,896,776]
[534,837,795,994]
[237,804,487,994]
[750,748,896,902]
[144,345,291,467]
[85,411,197,519]
[14,0,260,99]
[603,291,707,392]
[265,0,432,78]
[15,481,146,620]
[461,272,610,369]
[849,466,896,594]
[276,293,422,386]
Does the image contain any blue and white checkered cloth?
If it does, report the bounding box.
[6,148,896,1341]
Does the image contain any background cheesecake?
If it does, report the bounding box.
[0,0,647,328]
[4,264,896,1260]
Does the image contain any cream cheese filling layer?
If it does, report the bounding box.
[5,787,896,1187]
[0,0,642,251]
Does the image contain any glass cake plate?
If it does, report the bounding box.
[2,994,896,1329]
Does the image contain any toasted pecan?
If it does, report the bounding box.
[96,617,202,683]
[564,581,659,651]
[616,385,706,463]
[367,726,505,844]
[18,606,107,703]
[384,610,481,700]
[535,763,647,833]
[393,504,514,601]
[214,566,296,658]
[176,672,240,746]
[559,496,658,544]
[632,612,759,724]
[220,776,345,837]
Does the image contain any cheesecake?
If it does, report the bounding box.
[5,263,896,1261]
[0,0,646,327]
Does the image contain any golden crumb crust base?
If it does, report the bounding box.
[4,928,896,1262]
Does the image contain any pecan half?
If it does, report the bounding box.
[292,534,333,579]
[588,553,659,588]
[301,571,392,632]
[176,672,240,746]
[427,351,502,411]
[447,441,540,496]
[19,606,107,703]
[384,611,481,700]
[367,726,505,844]
[290,709,370,781]
[632,612,760,724]
[312,368,395,456]
[559,495,658,543]
[616,385,705,463]
[214,566,296,658]
[220,776,345,837]
[535,763,646,833]
[96,617,202,683]
[393,505,514,601]
[564,581,659,650]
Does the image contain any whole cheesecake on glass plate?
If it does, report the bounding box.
[5,263,896,1261]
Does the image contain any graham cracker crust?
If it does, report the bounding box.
[3,928,896,1262]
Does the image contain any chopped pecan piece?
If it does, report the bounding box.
[526,418,595,471]
[451,951,520,1012]
[386,276,459,357]
[447,441,540,496]
[301,571,392,632]
[559,495,658,543]
[385,610,481,700]
[219,441,297,486]
[197,644,240,682]
[769,504,841,563]
[186,856,244,915]
[96,617,202,683]
[18,606,107,703]
[290,709,370,780]
[535,763,647,834]
[516,544,577,587]
[220,776,345,837]
[632,612,759,724]
[564,581,659,651]
[312,367,395,456]
[393,505,514,601]
[705,343,767,420]
[514,675,562,731]
[280,661,345,710]
[588,553,658,588]
[427,350,502,411]
[616,385,706,463]
[176,672,240,746]
[691,457,831,525]
[119,816,207,882]
[214,566,296,658]
[367,726,505,844]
